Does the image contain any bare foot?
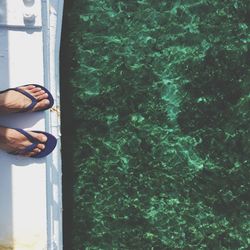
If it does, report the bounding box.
[0,126,47,157]
[0,85,50,113]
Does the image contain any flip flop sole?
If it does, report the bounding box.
[31,131,57,158]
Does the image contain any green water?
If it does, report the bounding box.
[63,1,250,249]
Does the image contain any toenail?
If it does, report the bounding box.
[44,99,50,105]
[41,136,47,142]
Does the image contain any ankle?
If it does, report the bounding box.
[0,93,6,108]
[0,126,8,143]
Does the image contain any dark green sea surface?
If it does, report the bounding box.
[65,1,250,249]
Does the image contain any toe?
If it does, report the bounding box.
[29,131,47,143]
[37,144,45,150]
[30,87,42,93]
[34,90,46,97]
[33,99,50,111]
[23,151,37,157]
[19,85,35,90]
[21,146,41,157]
[33,148,42,154]
[36,93,48,101]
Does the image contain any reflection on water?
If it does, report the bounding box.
[63,1,250,249]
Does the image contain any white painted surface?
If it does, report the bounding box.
[44,0,63,249]
[0,0,63,249]
[0,0,42,27]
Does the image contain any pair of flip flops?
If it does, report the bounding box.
[0,84,57,158]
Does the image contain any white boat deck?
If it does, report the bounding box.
[0,1,63,249]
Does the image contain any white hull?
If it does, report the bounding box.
[0,1,63,249]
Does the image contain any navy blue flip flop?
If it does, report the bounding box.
[0,84,54,112]
[10,128,57,158]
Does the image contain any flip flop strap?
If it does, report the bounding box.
[14,128,40,154]
[13,88,38,112]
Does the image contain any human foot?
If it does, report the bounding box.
[0,126,47,157]
[0,85,51,113]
